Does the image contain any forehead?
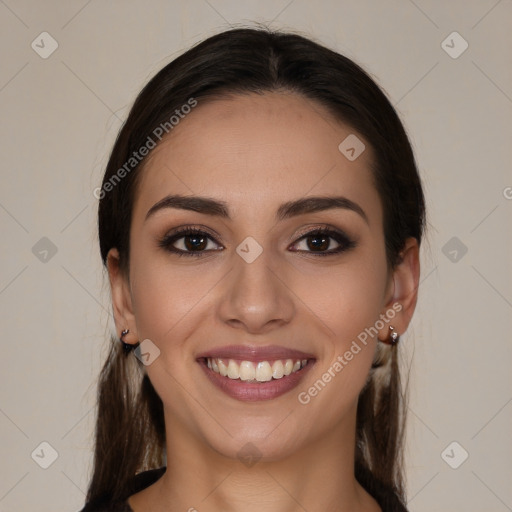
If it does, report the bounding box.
[133,92,380,222]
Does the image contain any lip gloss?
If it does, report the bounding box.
[198,358,315,401]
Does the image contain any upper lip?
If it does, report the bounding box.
[196,344,316,362]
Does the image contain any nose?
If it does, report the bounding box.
[216,247,296,334]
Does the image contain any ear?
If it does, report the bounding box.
[107,248,138,346]
[378,237,420,341]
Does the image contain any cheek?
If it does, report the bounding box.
[292,251,389,402]
[129,256,215,343]
[292,252,389,348]
[292,280,386,429]
[127,256,219,426]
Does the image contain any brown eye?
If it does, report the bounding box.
[182,233,208,251]
[159,228,221,257]
[291,228,356,256]
[303,233,335,252]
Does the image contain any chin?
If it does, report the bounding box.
[202,416,309,464]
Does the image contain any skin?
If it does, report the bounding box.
[107,92,420,512]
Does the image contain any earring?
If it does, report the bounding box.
[120,328,134,353]
[381,325,400,346]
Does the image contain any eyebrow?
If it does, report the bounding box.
[145,194,369,224]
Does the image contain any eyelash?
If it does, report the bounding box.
[158,225,356,258]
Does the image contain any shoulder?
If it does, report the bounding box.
[80,467,166,512]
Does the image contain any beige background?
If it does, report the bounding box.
[1,1,511,511]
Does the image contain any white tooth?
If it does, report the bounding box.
[218,359,228,377]
[255,361,272,382]
[227,359,240,379]
[283,359,294,376]
[239,361,256,381]
[213,358,303,382]
[272,360,284,379]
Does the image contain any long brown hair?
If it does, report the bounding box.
[87,26,425,507]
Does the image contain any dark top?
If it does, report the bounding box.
[80,466,409,511]
[80,467,166,512]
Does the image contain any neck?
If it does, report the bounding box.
[136,406,380,512]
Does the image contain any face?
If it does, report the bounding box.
[109,92,415,462]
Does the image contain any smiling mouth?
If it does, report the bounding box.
[196,345,316,401]
[202,357,311,382]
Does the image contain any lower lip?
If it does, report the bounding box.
[198,359,315,402]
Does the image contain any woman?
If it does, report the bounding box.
[82,26,424,512]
